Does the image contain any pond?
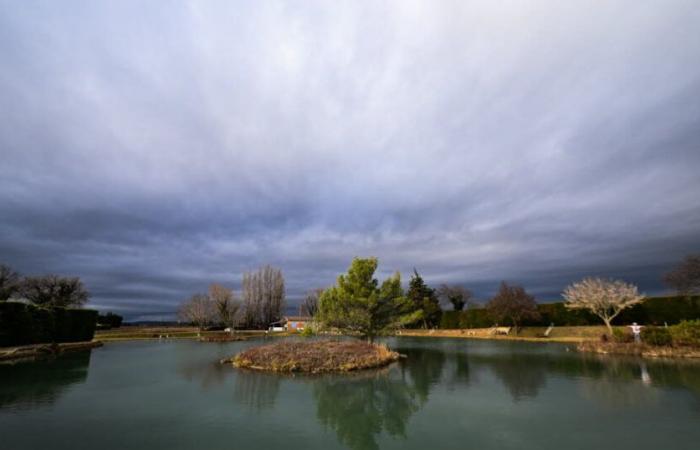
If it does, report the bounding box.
[1,337,700,450]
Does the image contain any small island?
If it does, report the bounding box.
[225,340,400,373]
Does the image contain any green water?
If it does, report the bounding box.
[2,338,700,450]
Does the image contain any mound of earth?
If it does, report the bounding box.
[226,340,400,373]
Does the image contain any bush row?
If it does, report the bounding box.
[439,295,700,329]
[0,301,98,347]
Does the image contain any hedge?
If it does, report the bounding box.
[0,302,98,347]
[438,295,700,329]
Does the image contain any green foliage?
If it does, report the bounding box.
[669,320,700,346]
[300,323,315,337]
[406,270,441,328]
[0,302,97,346]
[641,327,673,346]
[318,257,421,341]
[611,328,633,343]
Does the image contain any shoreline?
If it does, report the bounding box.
[395,327,605,344]
[0,341,103,363]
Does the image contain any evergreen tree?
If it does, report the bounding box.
[406,269,442,328]
[318,257,421,342]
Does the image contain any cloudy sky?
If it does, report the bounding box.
[1,1,699,320]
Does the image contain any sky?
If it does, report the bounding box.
[1,1,699,320]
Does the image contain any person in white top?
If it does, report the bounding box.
[629,322,643,343]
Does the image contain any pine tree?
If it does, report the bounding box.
[406,269,442,328]
[318,257,421,342]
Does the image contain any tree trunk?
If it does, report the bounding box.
[603,318,613,336]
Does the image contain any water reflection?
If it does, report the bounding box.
[314,368,423,450]
[233,370,281,411]
[0,351,92,409]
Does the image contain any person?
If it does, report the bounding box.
[629,322,643,343]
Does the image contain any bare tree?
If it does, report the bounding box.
[437,284,473,311]
[664,255,700,296]
[209,283,240,332]
[301,288,323,316]
[0,263,21,301]
[487,282,539,332]
[20,275,89,308]
[241,265,285,329]
[178,293,215,330]
[563,277,645,335]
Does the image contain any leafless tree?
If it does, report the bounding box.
[563,277,645,335]
[209,283,240,332]
[664,254,700,296]
[301,288,323,316]
[487,282,539,332]
[241,265,285,328]
[0,263,21,301]
[20,275,89,308]
[178,293,215,330]
[437,284,473,311]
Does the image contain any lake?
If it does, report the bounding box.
[1,337,700,450]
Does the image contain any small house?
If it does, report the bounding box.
[284,316,311,332]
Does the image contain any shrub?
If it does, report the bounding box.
[669,320,700,346]
[0,302,97,346]
[440,311,461,329]
[300,323,316,337]
[641,327,672,346]
[612,328,633,343]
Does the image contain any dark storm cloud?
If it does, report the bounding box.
[1,1,699,319]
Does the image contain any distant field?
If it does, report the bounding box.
[94,326,268,341]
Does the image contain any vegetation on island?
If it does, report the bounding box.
[229,340,400,373]
[317,258,422,342]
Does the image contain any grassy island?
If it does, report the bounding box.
[226,340,400,373]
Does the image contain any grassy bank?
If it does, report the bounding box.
[227,340,400,373]
[577,341,700,358]
[397,326,614,343]
[94,326,272,342]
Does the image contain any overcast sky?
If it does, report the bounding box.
[1,1,699,320]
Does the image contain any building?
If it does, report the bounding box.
[283,316,311,332]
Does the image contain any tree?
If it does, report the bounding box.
[21,275,89,308]
[178,293,215,330]
[241,265,286,329]
[487,282,539,332]
[209,283,240,332]
[437,284,473,311]
[0,263,21,301]
[301,288,323,316]
[317,257,421,342]
[563,277,645,335]
[664,255,700,296]
[406,269,441,328]
[97,312,123,328]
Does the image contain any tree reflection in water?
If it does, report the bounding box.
[314,369,420,450]
[233,370,281,411]
[0,351,92,409]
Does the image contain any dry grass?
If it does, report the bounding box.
[228,339,400,373]
[397,326,611,343]
[577,341,700,359]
